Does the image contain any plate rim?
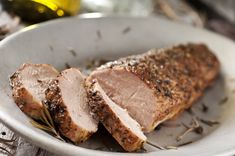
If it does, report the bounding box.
[0,16,234,156]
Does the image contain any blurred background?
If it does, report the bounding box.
[0,0,235,41]
[0,0,234,155]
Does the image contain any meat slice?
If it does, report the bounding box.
[87,81,146,152]
[10,63,59,119]
[87,43,220,133]
[45,68,98,143]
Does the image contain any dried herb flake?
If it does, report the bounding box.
[201,103,208,113]
[122,27,131,34]
[96,30,102,39]
[219,97,228,105]
[198,118,220,127]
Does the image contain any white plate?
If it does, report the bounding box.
[0,16,235,156]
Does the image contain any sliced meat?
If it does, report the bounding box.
[45,68,98,143]
[87,81,146,152]
[87,43,220,133]
[10,63,59,119]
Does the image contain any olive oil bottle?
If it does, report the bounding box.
[2,0,80,23]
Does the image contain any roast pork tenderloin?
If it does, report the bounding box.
[87,43,220,132]
[10,63,59,119]
[45,68,98,143]
[87,81,146,152]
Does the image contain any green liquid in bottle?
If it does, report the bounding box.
[2,0,80,23]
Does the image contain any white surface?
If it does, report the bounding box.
[0,17,234,156]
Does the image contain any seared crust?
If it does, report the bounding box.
[11,86,43,119]
[87,83,146,152]
[95,43,220,132]
[45,79,93,143]
[10,64,59,119]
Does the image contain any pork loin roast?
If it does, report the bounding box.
[10,63,59,119]
[87,43,220,132]
[45,68,98,143]
[87,81,146,152]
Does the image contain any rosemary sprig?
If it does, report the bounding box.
[41,105,55,128]
[176,118,200,141]
[146,140,166,150]
[146,142,182,150]
[30,104,65,142]
[197,118,220,127]
[165,146,178,150]
[178,141,193,146]
[30,120,52,132]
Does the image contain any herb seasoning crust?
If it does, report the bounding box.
[93,43,220,132]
